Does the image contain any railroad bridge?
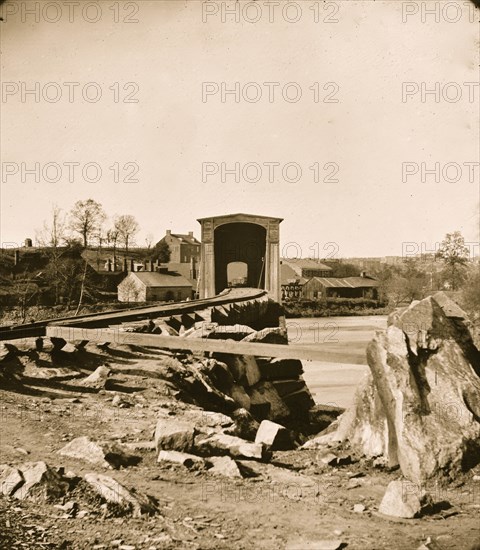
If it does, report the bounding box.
[197,213,282,303]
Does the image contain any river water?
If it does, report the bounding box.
[285,315,387,408]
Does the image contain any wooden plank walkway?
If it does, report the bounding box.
[46,326,345,362]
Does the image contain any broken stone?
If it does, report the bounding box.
[242,327,288,345]
[353,503,366,513]
[0,465,24,496]
[255,420,294,451]
[207,324,255,341]
[83,473,158,517]
[221,355,261,387]
[248,381,290,421]
[200,359,234,393]
[12,461,68,502]
[154,418,196,453]
[80,366,110,388]
[58,436,138,469]
[227,408,259,441]
[158,450,205,469]
[207,456,243,478]
[272,379,307,397]
[378,480,433,519]
[230,384,251,410]
[257,358,304,380]
[282,388,316,412]
[194,433,267,460]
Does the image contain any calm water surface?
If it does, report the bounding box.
[286,315,387,408]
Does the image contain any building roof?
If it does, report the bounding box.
[167,233,201,245]
[280,263,310,285]
[281,258,333,271]
[307,276,379,288]
[166,262,198,285]
[129,271,192,288]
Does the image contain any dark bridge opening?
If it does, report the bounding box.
[214,223,266,295]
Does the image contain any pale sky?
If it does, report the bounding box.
[1,0,479,258]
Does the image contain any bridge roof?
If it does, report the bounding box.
[197,213,283,223]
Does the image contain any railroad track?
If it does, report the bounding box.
[0,288,270,341]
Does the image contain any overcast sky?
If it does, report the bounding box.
[1,0,479,258]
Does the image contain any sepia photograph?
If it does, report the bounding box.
[0,1,479,548]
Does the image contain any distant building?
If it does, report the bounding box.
[280,259,332,300]
[118,270,193,302]
[302,275,379,300]
[157,230,201,264]
[281,258,332,279]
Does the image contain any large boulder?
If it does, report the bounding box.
[334,294,480,483]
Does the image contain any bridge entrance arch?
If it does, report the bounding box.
[197,213,282,302]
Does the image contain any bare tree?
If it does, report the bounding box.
[69,199,106,248]
[106,227,120,269]
[145,233,154,250]
[12,272,39,323]
[114,215,139,253]
[36,205,67,305]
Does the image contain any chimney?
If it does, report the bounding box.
[166,230,171,236]
[188,231,193,238]
[360,271,366,278]
[130,259,135,272]
[149,259,154,272]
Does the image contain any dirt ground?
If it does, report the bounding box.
[0,341,479,550]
